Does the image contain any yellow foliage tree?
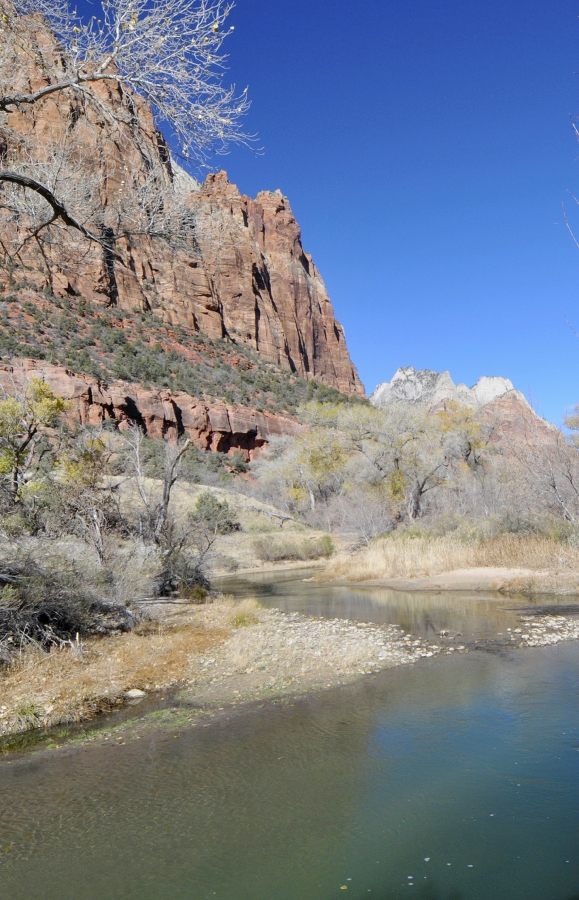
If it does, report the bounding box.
[0,378,68,500]
[56,431,119,563]
[294,429,348,510]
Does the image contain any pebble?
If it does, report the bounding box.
[198,609,443,690]
[514,615,579,648]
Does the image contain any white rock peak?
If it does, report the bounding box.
[370,367,530,412]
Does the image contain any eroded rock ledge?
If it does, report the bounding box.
[0,359,300,457]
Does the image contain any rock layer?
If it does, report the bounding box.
[0,360,300,458]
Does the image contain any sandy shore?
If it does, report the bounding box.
[358,566,579,594]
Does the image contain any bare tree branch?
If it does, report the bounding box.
[6,0,253,165]
[0,169,105,244]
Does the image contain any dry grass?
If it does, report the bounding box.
[0,598,247,736]
[1,593,426,739]
[324,534,579,582]
[252,534,333,563]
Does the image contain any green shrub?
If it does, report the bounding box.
[230,612,258,627]
[192,492,240,534]
[317,534,334,558]
[187,584,209,602]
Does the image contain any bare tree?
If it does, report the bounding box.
[0,137,107,274]
[6,0,250,163]
[0,137,202,274]
[329,491,394,545]
[0,0,250,262]
[122,424,192,547]
[506,417,579,523]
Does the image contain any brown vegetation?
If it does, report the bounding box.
[0,595,440,739]
[252,534,333,563]
[0,597,236,736]
[324,533,579,583]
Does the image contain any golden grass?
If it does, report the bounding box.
[0,596,267,737]
[324,534,579,582]
[0,600,239,736]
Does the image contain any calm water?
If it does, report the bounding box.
[216,568,579,641]
[2,583,579,899]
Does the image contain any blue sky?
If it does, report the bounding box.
[200,0,579,423]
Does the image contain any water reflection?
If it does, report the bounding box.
[216,569,579,640]
[2,645,579,899]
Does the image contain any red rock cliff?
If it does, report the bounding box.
[0,360,300,458]
[0,8,364,397]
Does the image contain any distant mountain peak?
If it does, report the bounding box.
[370,366,529,412]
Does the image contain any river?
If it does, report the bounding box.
[1,573,579,900]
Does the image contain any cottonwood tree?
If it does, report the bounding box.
[332,403,481,520]
[6,0,249,163]
[255,401,492,527]
[57,429,123,563]
[328,491,395,544]
[0,0,250,265]
[0,376,67,503]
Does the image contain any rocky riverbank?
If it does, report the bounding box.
[509,614,579,647]
[2,596,579,745]
[0,598,438,741]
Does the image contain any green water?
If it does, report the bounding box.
[3,572,579,898]
[2,639,579,899]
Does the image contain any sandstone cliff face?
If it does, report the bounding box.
[191,173,362,395]
[0,360,300,458]
[0,8,363,396]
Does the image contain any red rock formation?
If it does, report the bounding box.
[0,8,364,396]
[0,360,300,458]
[189,173,363,395]
[481,393,557,447]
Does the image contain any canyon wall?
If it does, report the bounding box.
[0,7,364,396]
